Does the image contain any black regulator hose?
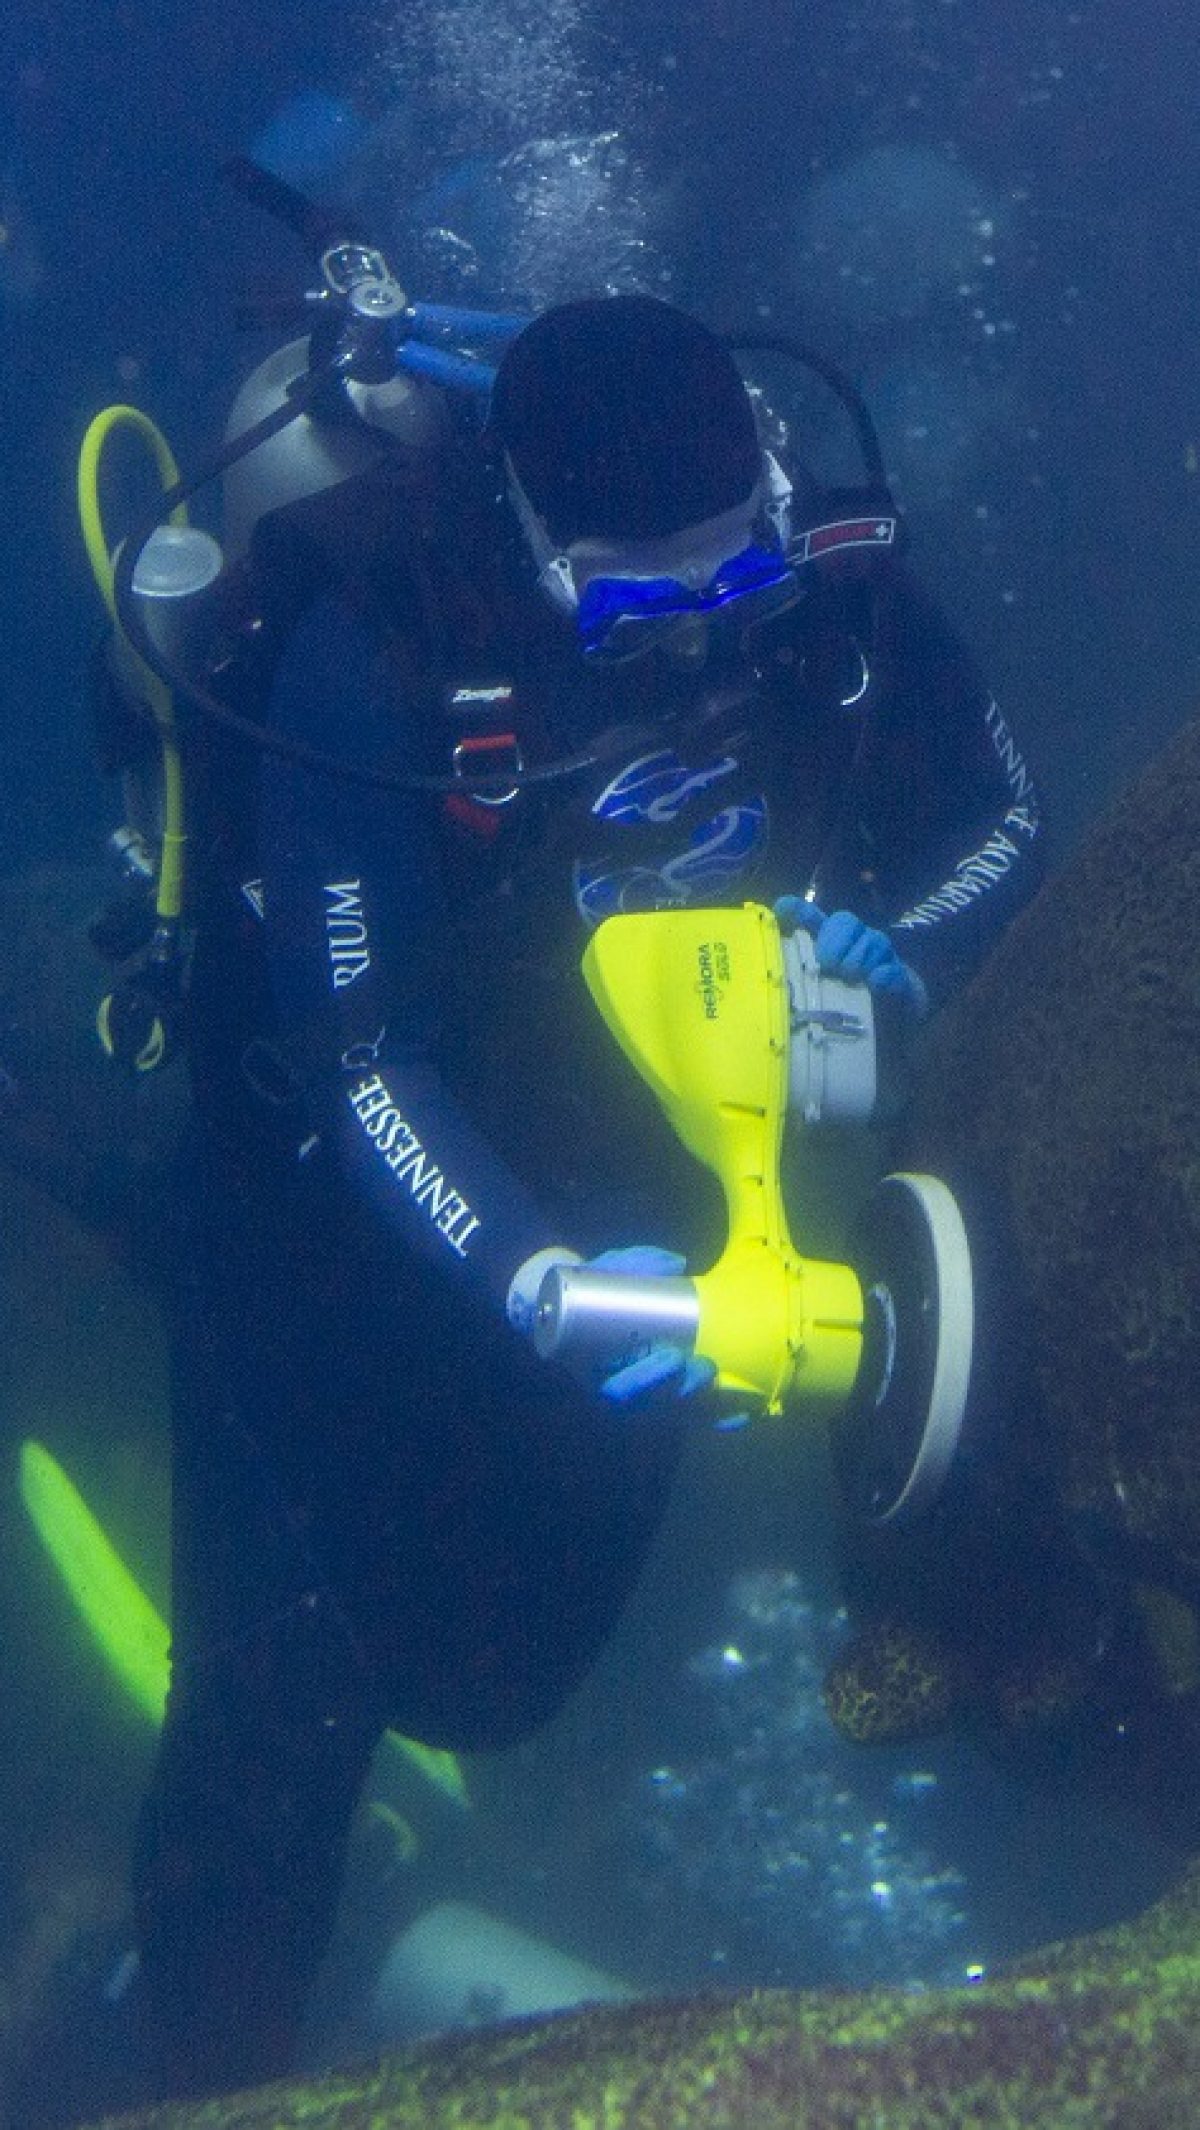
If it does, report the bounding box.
[113,330,896,802]
[220,153,373,260]
[726,334,890,490]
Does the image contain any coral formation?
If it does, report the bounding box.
[822,1615,961,1745]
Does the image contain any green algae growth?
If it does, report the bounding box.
[92,1863,1200,2129]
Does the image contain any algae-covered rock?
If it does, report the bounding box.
[905,709,1200,1564]
[820,709,1200,1754]
[89,1864,1200,2127]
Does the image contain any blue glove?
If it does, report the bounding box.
[775,898,929,1018]
[585,1246,717,1406]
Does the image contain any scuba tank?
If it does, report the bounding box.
[79,165,523,1074]
[220,337,447,561]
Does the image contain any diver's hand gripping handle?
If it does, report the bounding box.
[531,1252,859,1420]
[532,1264,700,1372]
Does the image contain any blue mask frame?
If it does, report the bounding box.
[576,542,797,660]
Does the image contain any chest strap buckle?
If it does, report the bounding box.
[447,731,524,836]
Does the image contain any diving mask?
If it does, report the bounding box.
[506,451,800,661]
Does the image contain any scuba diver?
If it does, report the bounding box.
[61,228,1043,2111]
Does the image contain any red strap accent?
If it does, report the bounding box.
[444,790,504,840]
[443,731,521,840]
[809,517,893,553]
[453,731,520,764]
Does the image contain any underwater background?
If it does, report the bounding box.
[1,0,1199,2115]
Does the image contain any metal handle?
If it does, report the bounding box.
[533,1265,700,1369]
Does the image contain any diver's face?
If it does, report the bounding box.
[504,450,779,660]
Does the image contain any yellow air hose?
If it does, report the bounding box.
[77,405,187,925]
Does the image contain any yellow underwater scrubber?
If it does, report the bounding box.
[535,903,980,1524]
[17,1441,468,1809]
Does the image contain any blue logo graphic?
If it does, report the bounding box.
[573,750,768,928]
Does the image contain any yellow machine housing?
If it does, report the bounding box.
[582,903,864,1415]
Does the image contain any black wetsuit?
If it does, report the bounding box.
[132,440,1040,2094]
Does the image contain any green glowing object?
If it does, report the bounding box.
[18,1439,467,1807]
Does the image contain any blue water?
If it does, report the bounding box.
[1,0,1198,2114]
